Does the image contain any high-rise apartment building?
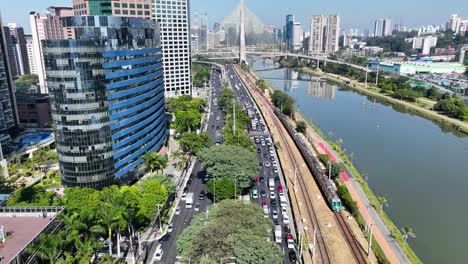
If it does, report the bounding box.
[25,34,35,75]
[284,14,294,50]
[29,6,74,93]
[291,22,302,52]
[309,16,324,54]
[325,14,340,53]
[0,24,17,131]
[1,26,18,78]
[8,24,29,76]
[153,0,192,97]
[199,13,208,50]
[43,16,166,188]
[383,18,392,36]
[447,14,462,33]
[72,0,153,19]
[374,18,392,37]
[374,19,384,37]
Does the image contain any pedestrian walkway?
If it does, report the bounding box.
[294,114,409,264]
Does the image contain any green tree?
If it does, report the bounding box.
[296,121,307,133]
[378,196,388,214]
[27,233,62,263]
[198,145,259,189]
[13,74,39,93]
[138,179,168,219]
[141,152,168,173]
[179,132,212,154]
[401,226,416,241]
[329,162,342,178]
[177,200,280,262]
[425,86,440,100]
[207,177,240,202]
[271,90,295,116]
[175,110,202,132]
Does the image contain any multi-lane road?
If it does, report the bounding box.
[145,68,226,263]
[145,65,298,263]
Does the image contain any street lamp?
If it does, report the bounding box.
[176,256,191,264]
[221,256,237,264]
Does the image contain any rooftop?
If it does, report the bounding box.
[0,207,64,264]
[15,93,49,104]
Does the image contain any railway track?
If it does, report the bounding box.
[235,66,333,264]
[335,212,368,264]
[237,65,369,264]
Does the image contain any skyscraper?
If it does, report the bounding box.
[383,18,392,36]
[29,6,74,93]
[447,14,462,33]
[6,24,29,76]
[153,0,192,97]
[291,22,302,52]
[43,16,166,188]
[25,34,35,75]
[0,23,18,131]
[72,0,153,20]
[199,13,208,50]
[374,19,384,37]
[309,15,324,54]
[285,14,294,50]
[325,14,340,53]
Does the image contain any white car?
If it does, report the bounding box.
[283,214,290,224]
[272,209,278,219]
[194,203,200,212]
[175,206,181,215]
[167,223,174,233]
[273,162,277,167]
[270,191,276,199]
[274,168,278,173]
[154,246,164,261]
[287,237,295,249]
[264,161,271,167]
[281,207,287,216]
[181,192,187,201]
[263,207,270,218]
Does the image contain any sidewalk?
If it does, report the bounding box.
[295,113,409,264]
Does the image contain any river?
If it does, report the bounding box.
[249,57,468,264]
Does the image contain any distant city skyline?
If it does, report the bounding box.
[1,0,468,33]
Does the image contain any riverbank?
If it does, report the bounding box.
[299,66,468,135]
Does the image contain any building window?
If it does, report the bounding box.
[114,2,120,7]
[122,3,128,8]
[130,4,135,8]
[130,10,136,15]
[115,9,121,14]
[123,10,128,14]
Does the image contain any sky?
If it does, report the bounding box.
[1,0,467,33]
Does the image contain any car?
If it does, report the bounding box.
[260,190,266,197]
[270,199,277,207]
[287,234,295,249]
[261,141,265,146]
[289,250,297,262]
[270,156,275,161]
[216,116,220,121]
[257,148,261,153]
[264,161,271,167]
[199,191,205,200]
[273,161,278,167]
[252,189,258,199]
[284,225,291,234]
[273,219,279,225]
[263,153,268,158]
[158,233,170,243]
[283,214,290,224]
[281,207,287,216]
[263,207,269,218]
[175,206,181,215]
[154,246,164,261]
[270,191,276,199]
[167,223,174,233]
[216,125,220,129]
[186,179,192,187]
[181,191,187,201]
[194,203,200,212]
[274,176,280,183]
[259,162,263,167]
[274,168,278,173]
[259,176,265,182]
[272,209,278,219]
[211,124,215,128]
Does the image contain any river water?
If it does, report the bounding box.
[249,57,468,263]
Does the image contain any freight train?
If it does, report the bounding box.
[274,108,342,212]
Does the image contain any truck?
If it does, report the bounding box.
[269,178,275,191]
[274,225,282,243]
[185,193,194,209]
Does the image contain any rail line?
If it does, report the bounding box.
[234,65,332,264]
[335,212,368,264]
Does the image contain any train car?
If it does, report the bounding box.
[274,108,342,212]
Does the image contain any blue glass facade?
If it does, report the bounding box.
[43,16,166,188]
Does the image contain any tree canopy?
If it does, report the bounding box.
[271,89,295,116]
[198,145,259,189]
[179,132,212,155]
[206,177,240,201]
[177,200,282,263]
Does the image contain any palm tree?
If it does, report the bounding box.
[27,233,62,263]
[401,226,416,241]
[378,196,388,214]
[141,152,167,173]
[100,186,128,258]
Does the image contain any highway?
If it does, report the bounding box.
[145,68,225,264]
[226,65,297,264]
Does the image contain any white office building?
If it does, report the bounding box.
[325,14,340,53]
[309,16,324,54]
[153,0,192,97]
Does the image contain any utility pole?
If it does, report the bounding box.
[157,204,162,233]
[233,99,236,135]
[365,65,368,88]
[375,63,380,85]
[368,225,373,256]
